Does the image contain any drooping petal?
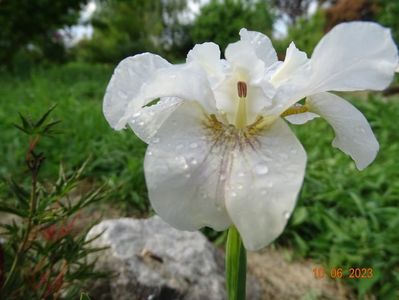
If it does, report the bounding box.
[309,21,398,93]
[144,102,232,231]
[225,119,307,250]
[119,62,219,128]
[269,22,398,118]
[127,97,183,143]
[307,92,379,170]
[103,53,171,130]
[239,28,277,68]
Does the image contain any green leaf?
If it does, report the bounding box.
[34,104,57,128]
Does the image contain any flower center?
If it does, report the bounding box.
[235,81,248,129]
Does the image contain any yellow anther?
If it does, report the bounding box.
[281,104,309,117]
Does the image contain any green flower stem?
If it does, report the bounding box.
[226,226,247,300]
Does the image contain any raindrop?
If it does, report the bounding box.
[149,111,155,117]
[290,148,297,154]
[357,126,366,134]
[190,142,198,149]
[183,163,189,170]
[231,191,237,197]
[238,172,245,177]
[266,182,274,188]
[138,121,144,126]
[185,173,191,179]
[118,91,128,99]
[255,163,269,175]
[147,151,153,156]
[220,174,226,181]
[133,111,141,118]
[237,184,243,190]
[191,158,198,165]
[152,137,160,144]
[283,211,290,219]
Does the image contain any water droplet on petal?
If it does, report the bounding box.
[118,91,128,99]
[191,158,198,165]
[255,163,269,175]
[283,211,290,219]
[176,144,184,150]
[357,126,366,134]
[290,148,297,154]
[152,137,160,144]
[238,172,245,178]
[190,142,198,149]
[237,184,243,190]
[147,151,152,156]
[133,111,141,118]
[220,174,226,181]
[138,121,144,126]
[185,173,191,179]
[231,191,237,197]
[260,189,267,195]
[266,182,274,188]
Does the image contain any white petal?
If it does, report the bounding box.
[268,22,398,118]
[120,62,218,126]
[103,53,171,129]
[127,97,183,143]
[144,102,231,231]
[307,92,379,170]
[225,40,265,80]
[239,28,277,67]
[270,42,309,87]
[186,42,224,84]
[285,111,319,125]
[225,119,307,250]
[309,21,398,92]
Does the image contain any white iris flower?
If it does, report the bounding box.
[103,22,398,251]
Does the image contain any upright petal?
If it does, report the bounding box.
[270,42,309,87]
[239,28,277,68]
[225,119,307,250]
[103,53,171,129]
[309,22,398,93]
[144,102,232,231]
[187,42,224,84]
[307,92,379,170]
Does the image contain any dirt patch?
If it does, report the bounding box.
[248,248,355,300]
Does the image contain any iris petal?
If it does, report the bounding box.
[224,119,307,251]
[308,92,379,170]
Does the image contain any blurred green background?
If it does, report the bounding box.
[1,0,399,298]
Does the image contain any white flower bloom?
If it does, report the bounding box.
[103,22,398,251]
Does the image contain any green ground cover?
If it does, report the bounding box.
[0,63,398,298]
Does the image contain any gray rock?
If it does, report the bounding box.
[86,216,261,300]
